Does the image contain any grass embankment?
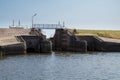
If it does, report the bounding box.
[69,29,120,39]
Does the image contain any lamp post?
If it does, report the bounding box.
[32,13,37,28]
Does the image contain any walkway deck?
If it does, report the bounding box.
[0,28,30,46]
[99,37,120,43]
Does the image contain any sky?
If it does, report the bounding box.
[0,0,120,30]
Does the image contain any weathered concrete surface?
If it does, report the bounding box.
[0,28,52,54]
[17,28,52,53]
[75,36,120,52]
[40,40,52,53]
[0,28,30,37]
[95,37,120,52]
[53,29,120,52]
[98,37,120,43]
[0,28,30,49]
[0,37,26,54]
[0,36,19,46]
[1,28,120,54]
[76,36,96,51]
[0,42,26,54]
[0,28,29,54]
[20,36,42,52]
[53,29,87,52]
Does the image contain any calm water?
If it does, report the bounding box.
[0,52,120,80]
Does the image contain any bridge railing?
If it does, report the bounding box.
[33,24,65,29]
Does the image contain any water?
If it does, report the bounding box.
[0,52,120,80]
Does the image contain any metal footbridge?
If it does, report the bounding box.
[33,23,65,29]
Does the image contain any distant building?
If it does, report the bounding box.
[9,26,24,29]
[9,20,24,29]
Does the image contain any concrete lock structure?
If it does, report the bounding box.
[0,28,52,55]
[53,29,120,52]
[1,27,120,55]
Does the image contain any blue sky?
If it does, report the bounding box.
[0,0,120,30]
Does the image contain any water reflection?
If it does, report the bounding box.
[0,52,120,80]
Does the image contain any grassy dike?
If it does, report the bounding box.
[69,29,120,39]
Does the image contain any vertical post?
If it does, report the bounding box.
[32,17,33,28]
[18,20,20,26]
[58,21,60,28]
[58,21,60,25]
[32,13,37,28]
[63,21,65,28]
[13,20,14,27]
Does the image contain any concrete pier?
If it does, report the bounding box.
[0,28,52,54]
[0,36,26,54]
[95,37,120,52]
[53,29,87,52]
[53,29,120,52]
[0,42,26,54]
[1,28,120,55]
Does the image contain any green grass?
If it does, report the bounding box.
[69,29,120,39]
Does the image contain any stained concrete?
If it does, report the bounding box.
[53,29,120,52]
[0,42,26,54]
[53,29,87,52]
[0,28,52,54]
[1,28,120,54]
[94,37,120,52]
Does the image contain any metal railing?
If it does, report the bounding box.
[33,24,65,29]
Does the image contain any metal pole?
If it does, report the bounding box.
[32,16,33,28]
[13,20,14,27]
[18,20,20,26]
[32,13,37,28]
[63,21,65,28]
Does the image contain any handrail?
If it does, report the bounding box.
[16,36,27,50]
[33,24,64,29]
[94,36,104,42]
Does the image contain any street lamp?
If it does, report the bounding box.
[32,13,37,28]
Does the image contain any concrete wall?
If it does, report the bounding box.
[69,40,87,52]
[53,29,87,52]
[0,42,26,55]
[76,36,96,51]
[21,36,43,52]
[21,36,52,53]
[77,36,120,52]
[102,42,120,52]
[94,37,120,52]
[53,29,120,52]
[40,41,52,53]
[53,29,71,50]
[0,28,52,55]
